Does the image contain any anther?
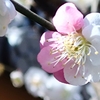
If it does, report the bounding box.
[82,76,85,79]
[50,49,53,54]
[87,53,90,56]
[3,26,6,29]
[48,62,51,65]
[63,63,66,66]
[74,75,76,78]
[70,63,76,69]
[95,51,99,55]
[46,39,49,42]
[53,66,55,68]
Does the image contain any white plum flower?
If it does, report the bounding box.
[24,67,49,98]
[0,0,17,36]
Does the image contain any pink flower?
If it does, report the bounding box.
[37,3,100,85]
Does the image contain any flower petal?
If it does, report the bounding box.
[84,58,100,82]
[53,69,69,84]
[0,0,17,36]
[82,25,100,42]
[5,0,17,22]
[83,13,100,29]
[0,13,10,36]
[0,0,7,16]
[82,25,100,66]
[40,31,61,49]
[64,61,89,85]
[89,39,100,66]
[53,3,83,34]
[37,46,64,73]
[89,67,100,82]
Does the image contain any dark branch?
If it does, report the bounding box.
[11,0,56,31]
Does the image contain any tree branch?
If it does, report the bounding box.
[11,0,56,31]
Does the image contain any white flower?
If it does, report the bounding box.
[0,0,17,36]
[24,67,49,97]
[10,70,24,87]
[45,76,82,100]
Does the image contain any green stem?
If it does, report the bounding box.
[11,0,56,31]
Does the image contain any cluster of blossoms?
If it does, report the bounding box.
[0,0,16,36]
[24,67,81,100]
[37,3,100,85]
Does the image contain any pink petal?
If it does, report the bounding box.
[37,46,64,73]
[53,3,83,34]
[40,31,61,49]
[53,69,69,84]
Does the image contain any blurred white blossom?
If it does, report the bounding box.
[0,0,17,36]
[44,76,82,100]
[67,0,99,13]
[10,70,24,88]
[24,67,82,100]
[24,67,49,97]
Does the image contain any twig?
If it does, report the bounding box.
[11,0,56,31]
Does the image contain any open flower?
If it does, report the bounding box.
[24,67,49,98]
[0,0,17,36]
[37,3,100,85]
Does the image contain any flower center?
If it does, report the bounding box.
[63,33,91,65]
[47,31,98,77]
[63,32,98,77]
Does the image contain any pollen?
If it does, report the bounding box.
[95,51,98,55]
[3,26,6,29]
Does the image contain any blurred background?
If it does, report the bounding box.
[0,0,100,100]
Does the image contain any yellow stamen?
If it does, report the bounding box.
[47,31,98,77]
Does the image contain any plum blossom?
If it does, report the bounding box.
[10,70,24,87]
[0,0,17,36]
[24,67,49,98]
[37,3,100,85]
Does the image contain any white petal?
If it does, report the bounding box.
[5,0,17,22]
[0,12,10,24]
[0,12,10,36]
[85,58,100,82]
[24,67,48,97]
[83,25,100,66]
[0,0,7,16]
[90,68,100,82]
[63,61,89,85]
[83,13,100,29]
[82,25,100,42]
[89,39,100,66]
